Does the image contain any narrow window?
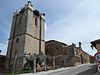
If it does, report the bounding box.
[16,38,19,43]
[56,47,58,50]
[35,17,38,26]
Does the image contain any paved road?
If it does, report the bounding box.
[47,64,97,75]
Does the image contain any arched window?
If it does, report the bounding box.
[16,38,19,43]
[35,17,38,26]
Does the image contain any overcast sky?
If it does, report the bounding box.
[0,0,99,55]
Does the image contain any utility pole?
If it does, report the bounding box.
[32,53,37,73]
[64,56,66,67]
[33,58,36,73]
[53,56,55,70]
[44,55,46,71]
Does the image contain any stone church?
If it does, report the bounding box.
[6,1,45,71]
[45,40,90,68]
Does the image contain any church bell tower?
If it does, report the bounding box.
[6,1,45,70]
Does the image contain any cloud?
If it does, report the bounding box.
[46,0,100,41]
[45,0,100,55]
[0,43,7,55]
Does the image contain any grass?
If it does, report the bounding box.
[16,70,33,74]
[6,70,33,75]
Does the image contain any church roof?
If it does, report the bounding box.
[46,40,67,46]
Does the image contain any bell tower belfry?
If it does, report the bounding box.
[6,1,45,70]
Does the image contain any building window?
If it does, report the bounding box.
[35,17,38,26]
[16,38,19,43]
[56,47,59,50]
